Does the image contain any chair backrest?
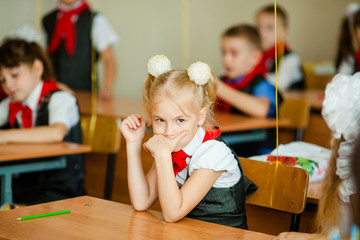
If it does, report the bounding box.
[240,157,309,214]
[279,98,310,130]
[80,113,122,154]
[303,61,333,90]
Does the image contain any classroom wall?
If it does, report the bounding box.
[0,0,357,99]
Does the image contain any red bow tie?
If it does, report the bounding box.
[8,102,32,128]
[49,1,90,56]
[172,150,191,177]
[8,80,59,129]
[171,128,221,177]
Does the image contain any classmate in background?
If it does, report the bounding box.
[256,4,304,92]
[120,55,252,229]
[42,0,118,99]
[335,3,360,75]
[217,24,281,155]
[274,73,360,239]
[0,38,85,204]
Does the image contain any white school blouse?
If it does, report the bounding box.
[0,81,79,132]
[175,127,241,188]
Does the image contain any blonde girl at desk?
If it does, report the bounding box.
[121,55,254,229]
[275,73,360,239]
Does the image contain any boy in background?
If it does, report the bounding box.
[256,4,304,92]
[217,24,281,156]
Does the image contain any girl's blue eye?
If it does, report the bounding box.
[156,119,164,123]
[177,119,185,123]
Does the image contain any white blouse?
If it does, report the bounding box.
[265,52,303,92]
[337,141,357,203]
[0,81,79,132]
[175,127,241,188]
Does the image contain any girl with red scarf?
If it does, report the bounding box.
[0,38,85,204]
[120,55,255,229]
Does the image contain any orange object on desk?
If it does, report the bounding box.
[267,155,297,166]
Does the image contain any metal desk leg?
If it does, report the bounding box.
[1,172,13,206]
[0,157,66,206]
[104,153,116,200]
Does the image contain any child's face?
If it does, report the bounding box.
[221,36,260,79]
[256,12,287,50]
[150,93,206,152]
[0,61,42,102]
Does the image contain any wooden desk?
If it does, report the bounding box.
[76,90,145,118]
[307,181,322,204]
[215,112,288,133]
[0,142,91,205]
[284,89,324,111]
[0,142,91,162]
[0,196,274,240]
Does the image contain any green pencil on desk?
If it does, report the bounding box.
[16,210,71,221]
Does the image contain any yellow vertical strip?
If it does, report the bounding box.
[36,0,41,34]
[274,2,279,160]
[270,0,280,208]
[89,12,98,144]
[182,0,190,68]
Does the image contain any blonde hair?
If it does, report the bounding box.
[142,69,217,129]
[316,137,343,234]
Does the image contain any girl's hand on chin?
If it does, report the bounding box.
[143,131,188,157]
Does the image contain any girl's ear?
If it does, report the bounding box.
[198,107,207,126]
[32,59,44,79]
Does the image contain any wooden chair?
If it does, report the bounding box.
[279,98,310,141]
[303,61,333,90]
[80,113,122,200]
[240,157,309,232]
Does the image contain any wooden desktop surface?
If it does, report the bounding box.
[284,89,324,111]
[0,142,91,162]
[307,181,322,204]
[0,196,274,240]
[75,91,288,132]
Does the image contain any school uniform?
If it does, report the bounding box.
[262,43,305,92]
[337,53,360,74]
[336,140,357,236]
[0,80,85,205]
[174,127,255,229]
[42,0,118,91]
[218,67,282,156]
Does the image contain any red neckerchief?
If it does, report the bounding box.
[8,103,32,128]
[8,80,59,128]
[261,42,289,71]
[354,51,360,73]
[171,128,221,176]
[216,61,267,112]
[49,0,90,56]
